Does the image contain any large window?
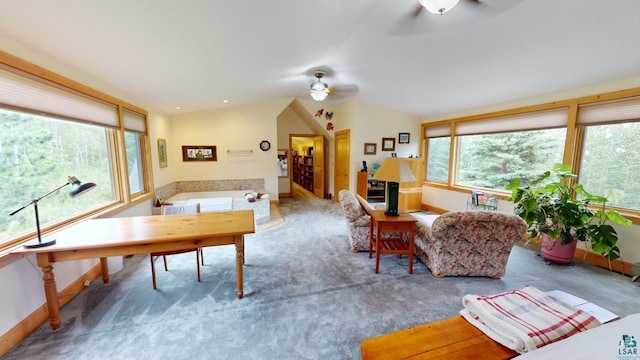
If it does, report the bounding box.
[125,131,144,194]
[0,54,150,250]
[579,123,640,210]
[426,137,450,182]
[1,108,115,242]
[457,129,566,190]
[423,92,640,216]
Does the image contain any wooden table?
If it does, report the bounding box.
[360,315,518,360]
[10,210,255,330]
[368,210,417,274]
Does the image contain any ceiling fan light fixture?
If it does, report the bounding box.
[419,0,460,14]
[310,70,329,101]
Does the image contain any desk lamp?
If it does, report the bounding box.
[372,158,416,216]
[9,176,97,248]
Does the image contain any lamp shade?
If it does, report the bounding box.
[372,157,416,183]
[68,176,97,197]
[418,0,460,14]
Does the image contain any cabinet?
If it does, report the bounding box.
[399,158,424,212]
[357,171,386,203]
[293,155,314,192]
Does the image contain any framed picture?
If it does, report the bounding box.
[382,137,396,151]
[182,145,217,161]
[157,138,168,168]
[364,143,377,155]
[398,132,410,144]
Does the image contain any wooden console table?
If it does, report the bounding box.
[361,315,517,359]
[368,210,417,274]
[10,210,255,330]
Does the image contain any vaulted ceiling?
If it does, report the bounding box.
[1,0,639,118]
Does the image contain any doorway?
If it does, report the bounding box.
[290,134,326,199]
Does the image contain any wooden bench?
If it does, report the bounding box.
[360,315,518,360]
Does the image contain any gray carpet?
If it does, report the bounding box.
[3,194,639,359]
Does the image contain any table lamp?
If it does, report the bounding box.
[372,157,416,216]
[9,176,97,248]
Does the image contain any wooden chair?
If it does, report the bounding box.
[150,203,203,289]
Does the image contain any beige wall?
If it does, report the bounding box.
[336,99,421,192]
[166,98,292,198]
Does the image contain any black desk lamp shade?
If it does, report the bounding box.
[9,176,97,248]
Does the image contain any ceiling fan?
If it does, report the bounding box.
[308,69,358,102]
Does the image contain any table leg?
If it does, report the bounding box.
[235,235,244,299]
[99,257,110,284]
[369,220,374,259]
[408,229,414,275]
[36,253,60,330]
[375,225,381,274]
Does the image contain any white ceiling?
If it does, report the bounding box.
[1,0,640,118]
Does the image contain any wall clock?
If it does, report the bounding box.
[260,140,271,151]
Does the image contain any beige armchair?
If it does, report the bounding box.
[338,190,386,252]
[413,210,527,279]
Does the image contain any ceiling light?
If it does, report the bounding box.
[174,106,182,110]
[419,0,460,14]
[310,70,329,102]
[310,80,328,101]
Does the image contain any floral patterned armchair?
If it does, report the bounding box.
[413,211,527,279]
[338,190,385,252]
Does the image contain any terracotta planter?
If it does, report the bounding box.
[540,233,577,264]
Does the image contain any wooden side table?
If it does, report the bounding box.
[368,210,417,274]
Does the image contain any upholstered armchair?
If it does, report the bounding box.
[338,190,385,252]
[413,211,527,279]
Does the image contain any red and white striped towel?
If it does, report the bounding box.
[459,286,601,353]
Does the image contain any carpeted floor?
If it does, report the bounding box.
[2,191,639,359]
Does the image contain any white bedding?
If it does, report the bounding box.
[515,313,640,359]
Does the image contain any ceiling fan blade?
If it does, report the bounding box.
[327,84,359,101]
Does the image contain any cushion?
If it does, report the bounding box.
[356,194,376,215]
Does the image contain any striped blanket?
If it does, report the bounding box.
[460,286,601,353]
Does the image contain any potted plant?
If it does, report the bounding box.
[506,163,631,264]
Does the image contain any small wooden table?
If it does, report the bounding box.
[10,210,255,330]
[368,210,417,274]
[360,315,518,360]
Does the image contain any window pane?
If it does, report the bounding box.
[579,123,640,210]
[125,131,144,194]
[427,137,450,182]
[1,108,115,244]
[457,129,566,190]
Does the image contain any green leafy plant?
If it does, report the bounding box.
[507,163,631,261]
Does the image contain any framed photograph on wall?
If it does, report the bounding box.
[182,145,217,161]
[398,132,410,144]
[157,138,168,168]
[364,143,377,155]
[382,137,396,151]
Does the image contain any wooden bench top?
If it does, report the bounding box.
[360,315,518,360]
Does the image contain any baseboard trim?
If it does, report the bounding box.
[574,248,632,276]
[0,262,102,357]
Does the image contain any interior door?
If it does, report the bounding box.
[313,135,326,198]
[334,129,350,202]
